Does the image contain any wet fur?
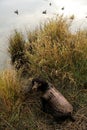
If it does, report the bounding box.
[32,78,75,122]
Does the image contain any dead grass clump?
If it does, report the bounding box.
[9,31,30,77]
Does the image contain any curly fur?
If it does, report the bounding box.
[31,78,75,122]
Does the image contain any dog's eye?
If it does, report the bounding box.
[32,82,38,90]
[34,82,38,86]
[38,83,41,86]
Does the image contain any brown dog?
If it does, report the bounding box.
[31,78,75,122]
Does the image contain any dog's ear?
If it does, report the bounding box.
[32,81,42,91]
[31,81,38,91]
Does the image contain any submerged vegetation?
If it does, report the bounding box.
[0,15,87,129]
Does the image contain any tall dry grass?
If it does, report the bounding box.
[9,30,30,77]
[9,16,87,87]
[8,15,87,102]
[0,69,21,110]
[6,15,87,129]
[0,69,23,129]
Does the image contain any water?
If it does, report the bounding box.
[0,0,51,70]
[0,0,87,70]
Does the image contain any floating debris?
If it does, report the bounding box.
[70,15,75,20]
[14,10,19,15]
[61,7,64,10]
[42,10,47,14]
[49,3,52,6]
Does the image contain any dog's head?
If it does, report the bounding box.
[31,78,49,92]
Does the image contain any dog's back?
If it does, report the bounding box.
[43,87,73,117]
